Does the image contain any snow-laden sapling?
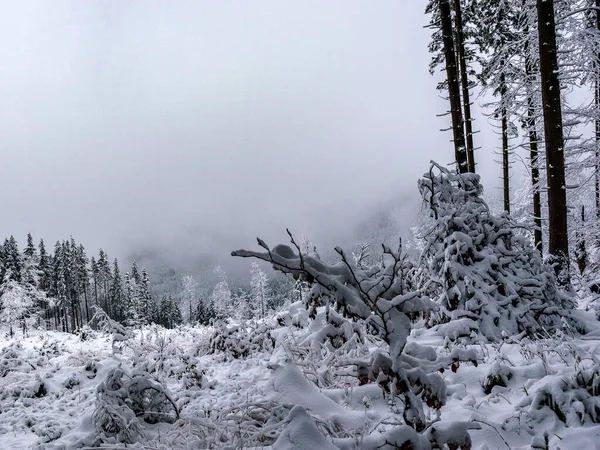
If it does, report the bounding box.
[233,231,479,447]
[482,362,513,395]
[524,357,600,426]
[92,367,179,444]
[416,162,578,341]
[90,305,132,353]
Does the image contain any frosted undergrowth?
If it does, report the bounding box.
[0,308,599,449]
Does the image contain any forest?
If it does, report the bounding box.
[3,1,600,449]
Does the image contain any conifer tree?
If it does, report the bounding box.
[158,295,182,328]
[22,232,39,286]
[131,261,141,284]
[97,250,112,315]
[110,259,124,322]
[52,241,68,332]
[3,236,22,283]
[77,243,90,323]
[64,239,80,330]
[24,232,36,260]
[90,256,99,310]
[38,239,51,292]
[139,269,152,324]
[124,272,141,326]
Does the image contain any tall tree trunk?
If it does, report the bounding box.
[596,82,600,216]
[524,5,543,253]
[537,0,569,276]
[501,72,510,213]
[93,277,98,308]
[71,296,77,331]
[83,287,90,323]
[439,0,468,173]
[453,0,475,172]
[596,0,600,216]
[103,280,110,317]
[527,98,543,252]
[576,205,587,274]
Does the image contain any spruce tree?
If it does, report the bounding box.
[97,250,112,315]
[52,241,68,332]
[131,261,141,284]
[3,236,22,283]
[24,232,36,260]
[90,256,99,310]
[77,243,90,323]
[110,259,124,322]
[22,232,39,286]
[38,239,51,292]
[139,269,152,324]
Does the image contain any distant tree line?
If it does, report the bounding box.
[0,233,296,335]
[0,233,183,333]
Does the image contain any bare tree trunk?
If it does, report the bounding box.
[439,0,468,173]
[453,0,475,172]
[501,72,510,213]
[71,296,77,332]
[576,205,587,274]
[527,99,543,252]
[83,287,90,323]
[537,0,569,277]
[524,6,543,253]
[596,0,600,216]
[596,82,600,216]
[93,277,98,309]
[103,280,110,317]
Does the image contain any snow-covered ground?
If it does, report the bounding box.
[1,307,600,449]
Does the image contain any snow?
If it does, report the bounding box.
[1,306,600,449]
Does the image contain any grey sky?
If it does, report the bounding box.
[0,1,501,267]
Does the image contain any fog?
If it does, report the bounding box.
[0,1,502,276]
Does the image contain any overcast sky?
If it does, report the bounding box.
[0,1,502,269]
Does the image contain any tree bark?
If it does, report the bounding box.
[453,0,475,172]
[537,0,569,274]
[596,0,600,216]
[576,205,587,274]
[501,72,510,213]
[524,5,543,253]
[439,0,468,173]
[83,287,89,324]
[596,82,599,216]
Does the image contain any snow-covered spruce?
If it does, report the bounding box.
[233,232,478,447]
[416,162,578,341]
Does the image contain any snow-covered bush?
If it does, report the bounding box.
[417,162,577,341]
[92,367,179,444]
[233,231,477,445]
[523,359,600,426]
[482,362,513,395]
[90,306,131,353]
[0,342,27,377]
[208,321,275,359]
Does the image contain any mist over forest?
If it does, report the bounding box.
[3,1,600,449]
